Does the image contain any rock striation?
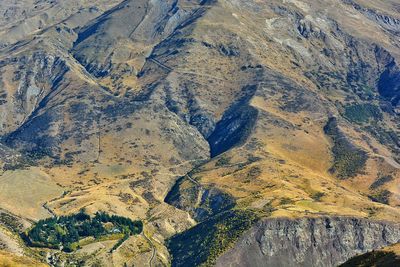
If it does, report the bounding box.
[216,217,400,267]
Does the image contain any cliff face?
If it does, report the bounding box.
[216,217,400,267]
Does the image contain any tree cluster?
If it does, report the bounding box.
[26,211,142,252]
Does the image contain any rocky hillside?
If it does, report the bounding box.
[0,0,399,266]
[216,217,400,267]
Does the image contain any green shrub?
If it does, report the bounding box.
[280,197,294,205]
[311,192,325,202]
[324,118,368,179]
[215,155,231,167]
[167,210,259,267]
[369,175,393,190]
[368,190,392,205]
[344,104,382,124]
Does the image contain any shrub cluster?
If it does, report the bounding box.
[324,118,368,179]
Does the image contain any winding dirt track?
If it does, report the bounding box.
[142,232,156,267]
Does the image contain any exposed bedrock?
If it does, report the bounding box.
[216,217,400,267]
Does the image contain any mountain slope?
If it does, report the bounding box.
[0,0,399,266]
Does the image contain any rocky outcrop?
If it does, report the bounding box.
[72,0,200,80]
[0,51,69,135]
[165,175,235,222]
[216,217,400,267]
[342,0,400,33]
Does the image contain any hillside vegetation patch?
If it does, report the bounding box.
[167,209,259,267]
[344,103,382,124]
[324,118,368,179]
[24,211,142,252]
[370,175,393,190]
[340,250,399,267]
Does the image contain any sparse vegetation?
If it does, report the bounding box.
[0,251,47,267]
[25,211,142,252]
[167,209,259,267]
[344,103,382,124]
[2,0,400,265]
[324,118,368,179]
[280,197,295,205]
[368,190,392,205]
[247,166,262,179]
[215,155,231,167]
[364,125,400,157]
[2,156,36,171]
[340,250,400,267]
[0,212,23,232]
[370,175,394,190]
[311,192,325,202]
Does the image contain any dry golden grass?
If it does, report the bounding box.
[0,168,63,220]
[0,251,47,267]
[383,243,400,255]
[195,91,400,222]
[0,0,399,265]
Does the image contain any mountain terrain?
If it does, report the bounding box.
[340,243,400,267]
[0,0,400,266]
